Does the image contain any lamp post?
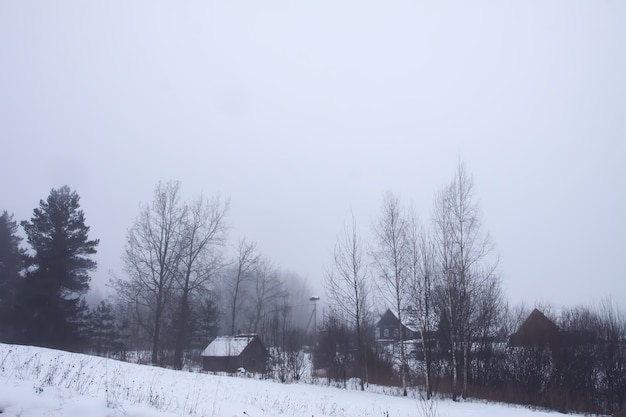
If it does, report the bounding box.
[309,296,320,337]
[309,296,320,376]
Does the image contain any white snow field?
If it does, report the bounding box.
[0,343,573,417]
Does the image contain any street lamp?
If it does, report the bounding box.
[309,296,320,377]
[309,296,320,337]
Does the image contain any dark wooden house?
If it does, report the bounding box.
[201,334,270,373]
[508,308,560,347]
[508,308,596,349]
[375,309,419,345]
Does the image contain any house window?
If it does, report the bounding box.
[384,328,389,338]
[394,329,399,338]
[376,328,380,338]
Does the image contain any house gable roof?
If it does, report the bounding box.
[509,309,560,347]
[201,335,258,357]
[377,309,400,327]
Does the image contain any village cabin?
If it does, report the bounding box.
[374,309,420,345]
[508,308,596,350]
[508,308,560,347]
[200,334,270,373]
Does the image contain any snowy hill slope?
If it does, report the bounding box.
[0,343,573,417]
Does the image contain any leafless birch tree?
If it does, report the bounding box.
[372,192,409,396]
[433,161,499,400]
[432,183,460,400]
[406,209,436,399]
[324,213,371,391]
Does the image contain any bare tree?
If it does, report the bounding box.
[406,210,436,399]
[448,162,498,399]
[117,181,186,365]
[433,161,499,400]
[432,183,460,400]
[594,299,626,414]
[226,238,259,335]
[325,212,371,391]
[173,195,229,369]
[247,258,287,338]
[471,266,503,384]
[372,192,410,396]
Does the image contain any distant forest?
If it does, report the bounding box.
[1,162,624,416]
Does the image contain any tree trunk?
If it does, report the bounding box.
[152,282,165,365]
[420,329,431,399]
[421,269,432,400]
[356,315,365,391]
[174,286,189,370]
[230,282,240,335]
[462,336,469,399]
[398,307,408,397]
[451,334,458,401]
[152,307,161,365]
[448,293,458,401]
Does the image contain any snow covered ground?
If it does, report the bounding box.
[0,343,574,417]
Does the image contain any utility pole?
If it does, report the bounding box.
[308,295,320,376]
[310,296,320,336]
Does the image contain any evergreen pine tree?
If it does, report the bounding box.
[89,300,119,356]
[18,185,99,350]
[0,211,25,341]
[70,298,93,351]
[190,296,220,351]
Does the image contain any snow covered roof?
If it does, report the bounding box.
[404,323,420,333]
[201,335,257,357]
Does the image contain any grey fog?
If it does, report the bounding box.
[0,0,624,309]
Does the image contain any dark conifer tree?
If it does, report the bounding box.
[190,296,221,351]
[0,211,25,341]
[88,300,121,356]
[18,186,99,350]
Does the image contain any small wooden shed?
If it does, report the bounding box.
[200,334,269,373]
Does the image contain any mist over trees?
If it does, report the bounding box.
[0,165,624,415]
[0,182,313,365]
[112,180,230,368]
[224,238,259,336]
[110,181,312,366]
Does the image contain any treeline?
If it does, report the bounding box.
[0,181,312,369]
[499,304,626,415]
[313,302,626,415]
[1,166,624,416]
[110,180,312,368]
[317,161,626,415]
[321,161,501,399]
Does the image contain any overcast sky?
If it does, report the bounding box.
[1,0,624,309]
